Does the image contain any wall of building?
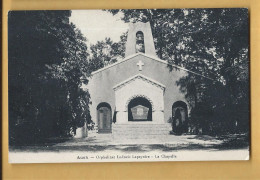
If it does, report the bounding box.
[87,54,189,125]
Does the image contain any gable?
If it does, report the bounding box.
[113,74,166,91]
[113,73,165,112]
[91,53,213,80]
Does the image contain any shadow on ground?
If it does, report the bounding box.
[9,134,249,153]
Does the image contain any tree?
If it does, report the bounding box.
[89,33,127,71]
[107,9,249,135]
[8,11,91,145]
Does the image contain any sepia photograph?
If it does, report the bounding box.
[8,8,249,163]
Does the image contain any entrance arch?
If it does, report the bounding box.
[97,102,112,133]
[114,74,165,124]
[128,96,152,121]
[172,101,188,134]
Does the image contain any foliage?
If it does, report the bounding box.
[8,11,91,145]
[107,8,249,135]
[88,33,127,71]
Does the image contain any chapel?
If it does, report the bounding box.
[75,22,205,139]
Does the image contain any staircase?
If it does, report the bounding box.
[112,123,172,144]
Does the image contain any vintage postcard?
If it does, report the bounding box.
[8,9,249,163]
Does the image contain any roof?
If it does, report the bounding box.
[113,74,166,91]
[91,52,213,80]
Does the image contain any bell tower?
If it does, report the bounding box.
[125,22,157,57]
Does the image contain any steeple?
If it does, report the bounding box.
[125,22,157,57]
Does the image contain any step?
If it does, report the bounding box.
[112,123,171,126]
[112,123,172,141]
[112,124,171,130]
[112,129,170,133]
[112,123,171,128]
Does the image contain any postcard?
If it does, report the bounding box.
[8,9,249,163]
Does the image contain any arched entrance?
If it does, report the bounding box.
[97,102,112,133]
[114,74,165,124]
[172,101,188,134]
[128,97,152,121]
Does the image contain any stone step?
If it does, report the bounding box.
[113,124,171,129]
[112,123,172,140]
[112,123,171,126]
[112,130,171,134]
[112,126,171,130]
[112,123,171,127]
[113,128,170,131]
[112,132,170,136]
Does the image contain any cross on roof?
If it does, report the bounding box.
[137,60,144,71]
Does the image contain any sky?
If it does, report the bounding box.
[70,10,128,47]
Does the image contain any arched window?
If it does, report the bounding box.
[136,31,145,53]
[128,97,152,121]
[97,102,112,133]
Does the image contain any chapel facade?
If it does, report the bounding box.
[75,22,198,139]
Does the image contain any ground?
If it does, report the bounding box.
[10,133,249,153]
[9,133,249,163]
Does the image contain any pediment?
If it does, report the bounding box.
[113,74,165,91]
[91,53,212,80]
